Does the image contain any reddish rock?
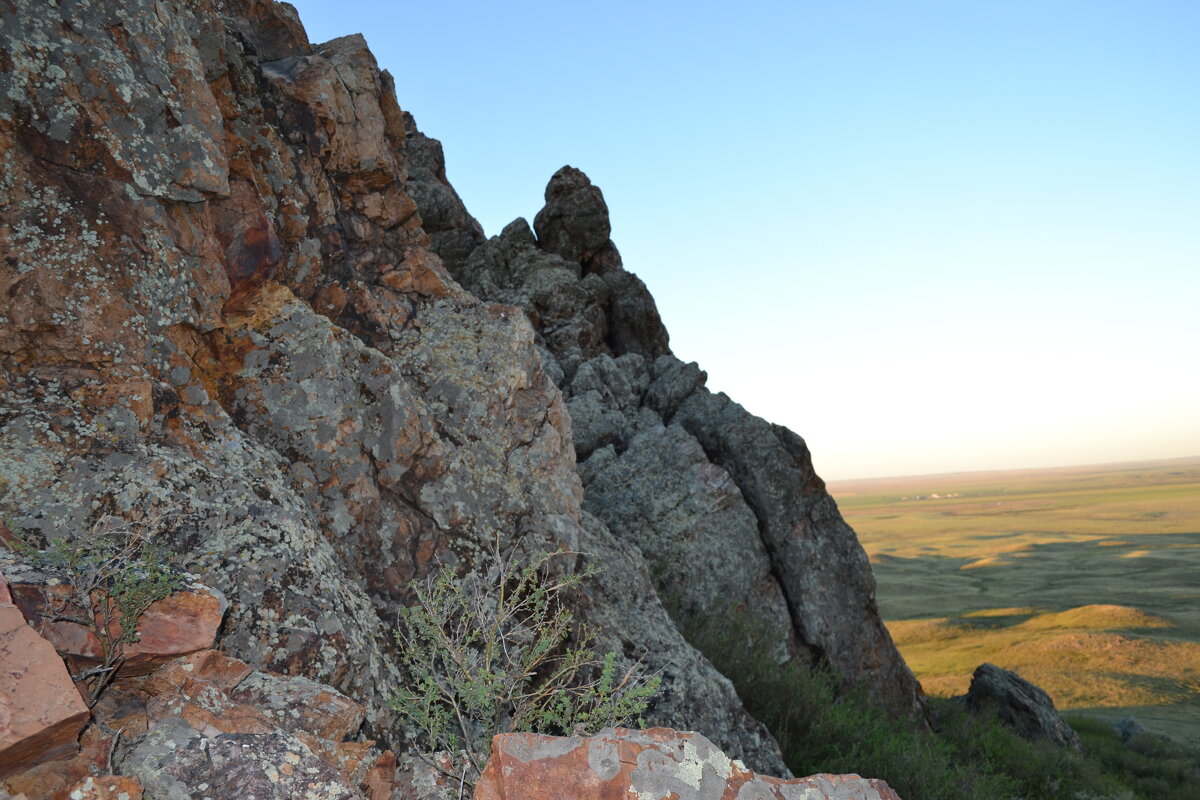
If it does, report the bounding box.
[142,649,255,692]
[8,577,226,677]
[361,751,400,800]
[474,729,904,800]
[2,723,117,800]
[0,604,90,779]
[61,776,142,800]
[214,179,283,305]
[228,671,365,741]
[118,588,227,674]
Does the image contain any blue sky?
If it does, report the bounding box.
[288,0,1199,480]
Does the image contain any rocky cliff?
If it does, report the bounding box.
[0,0,922,782]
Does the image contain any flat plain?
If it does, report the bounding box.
[829,456,1200,744]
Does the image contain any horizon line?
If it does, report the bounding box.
[825,454,1200,486]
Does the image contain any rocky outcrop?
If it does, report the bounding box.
[0,0,922,789]
[963,663,1082,750]
[2,554,227,678]
[431,167,924,718]
[1,646,398,800]
[475,729,904,800]
[0,0,794,776]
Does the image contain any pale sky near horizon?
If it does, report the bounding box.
[288,0,1199,481]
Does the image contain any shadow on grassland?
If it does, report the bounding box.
[872,533,1200,745]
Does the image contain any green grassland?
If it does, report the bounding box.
[829,456,1200,745]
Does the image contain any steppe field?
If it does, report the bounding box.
[829,456,1200,745]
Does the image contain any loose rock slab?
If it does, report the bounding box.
[0,599,90,778]
[475,728,903,800]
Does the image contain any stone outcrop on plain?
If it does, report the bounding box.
[964,663,1082,750]
[0,0,926,791]
[432,165,924,718]
[475,728,904,800]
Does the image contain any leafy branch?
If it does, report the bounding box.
[390,542,660,783]
[4,513,181,706]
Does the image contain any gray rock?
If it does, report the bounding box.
[403,115,486,274]
[965,663,1082,750]
[0,0,922,788]
[571,512,791,777]
[1115,716,1144,743]
[120,717,362,800]
[533,166,614,270]
[581,423,797,664]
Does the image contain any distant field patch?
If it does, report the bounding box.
[830,457,1200,745]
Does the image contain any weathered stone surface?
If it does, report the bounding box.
[580,424,798,660]
[62,776,143,800]
[1,0,925,792]
[570,513,789,777]
[533,166,614,271]
[964,663,1082,750]
[402,114,485,274]
[119,717,362,800]
[4,558,227,677]
[1,724,118,800]
[0,601,90,778]
[475,729,903,800]
[437,160,923,721]
[667,379,924,717]
[228,670,365,742]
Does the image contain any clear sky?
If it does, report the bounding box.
[288,0,1199,480]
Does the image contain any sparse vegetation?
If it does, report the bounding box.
[832,458,1200,743]
[3,513,181,706]
[389,544,660,783]
[681,607,1200,800]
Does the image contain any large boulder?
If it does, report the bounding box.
[475,728,904,800]
[964,663,1082,750]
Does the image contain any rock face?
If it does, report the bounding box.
[475,729,904,800]
[964,663,1082,751]
[0,0,921,788]
[2,646,396,800]
[2,553,227,677]
[432,168,924,718]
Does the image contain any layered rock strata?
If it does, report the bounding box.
[0,0,920,785]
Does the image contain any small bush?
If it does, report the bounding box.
[4,513,181,705]
[390,545,660,782]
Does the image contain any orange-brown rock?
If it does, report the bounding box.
[228,670,365,741]
[0,603,90,779]
[474,729,904,800]
[7,575,226,678]
[2,723,117,800]
[61,776,142,800]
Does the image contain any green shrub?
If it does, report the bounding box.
[4,513,181,706]
[390,546,660,782]
[1069,716,1200,799]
